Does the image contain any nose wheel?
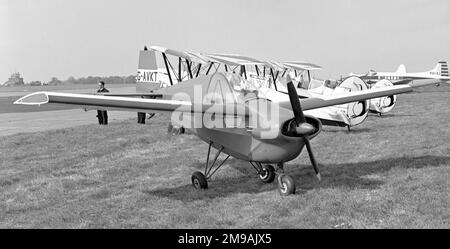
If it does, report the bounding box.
[250,162,296,195]
[277,174,296,196]
[259,164,276,183]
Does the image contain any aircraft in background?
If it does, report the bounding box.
[14,72,412,195]
[350,61,450,115]
[135,46,371,130]
[353,61,449,86]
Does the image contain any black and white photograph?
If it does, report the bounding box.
[0,0,448,239]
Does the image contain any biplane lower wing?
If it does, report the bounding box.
[279,85,413,111]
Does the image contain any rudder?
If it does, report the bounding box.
[429,61,448,77]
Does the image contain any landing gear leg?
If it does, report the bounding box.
[276,162,285,173]
[347,125,351,132]
[191,142,230,190]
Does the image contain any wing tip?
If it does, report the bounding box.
[14,91,49,105]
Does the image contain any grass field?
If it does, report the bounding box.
[0,86,449,228]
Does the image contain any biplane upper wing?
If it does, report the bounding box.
[13,91,246,116]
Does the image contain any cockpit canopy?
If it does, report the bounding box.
[204,73,265,105]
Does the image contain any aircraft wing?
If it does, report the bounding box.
[13,91,246,116]
[392,79,413,85]
[100,93,163,98]
[281,85,413,111]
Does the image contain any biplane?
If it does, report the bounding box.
[15,70,413,195]
[135,46,371,130]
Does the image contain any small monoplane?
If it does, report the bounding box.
[15,72,412,195]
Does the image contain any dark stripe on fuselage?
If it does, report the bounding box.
[318,118,348,127]
[363,76,435,81]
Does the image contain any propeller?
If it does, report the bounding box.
[286,75,321,181]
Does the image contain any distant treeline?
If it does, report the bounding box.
[61,75,137,85]
[12,75,137,86]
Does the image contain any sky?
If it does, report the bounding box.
[1,0,449,82]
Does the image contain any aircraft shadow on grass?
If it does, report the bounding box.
[144,155,450,202]
[368,113,416,118]
[323,127,372,133]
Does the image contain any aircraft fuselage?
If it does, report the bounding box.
[159,73,322,163]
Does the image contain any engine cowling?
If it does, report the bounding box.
[369,79,397,114]
[281,115,322,139]
[337,76,370,126]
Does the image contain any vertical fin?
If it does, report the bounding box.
[395,64,406,74]
[136,46,161,92]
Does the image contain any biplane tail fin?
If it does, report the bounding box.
[136,46,163,92]
[138,46,158,71]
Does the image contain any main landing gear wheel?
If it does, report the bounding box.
[191,171,208,190]
[277,174,295,196]
[259,164,275,183]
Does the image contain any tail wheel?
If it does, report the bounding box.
[277,174,295,196]
[259,164,275,183]
[171,126,185,135]
[173,127,181,135]
[191,171,208,190]
[167,123,173,134]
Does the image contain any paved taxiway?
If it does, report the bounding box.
[0,85,138,136]
[0,109,136,137]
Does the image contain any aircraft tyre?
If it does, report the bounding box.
[259,164,275,183]
[173,127,181,135]
[277,174,295,196]
[192,171,208,190]
[173,127,185,135]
